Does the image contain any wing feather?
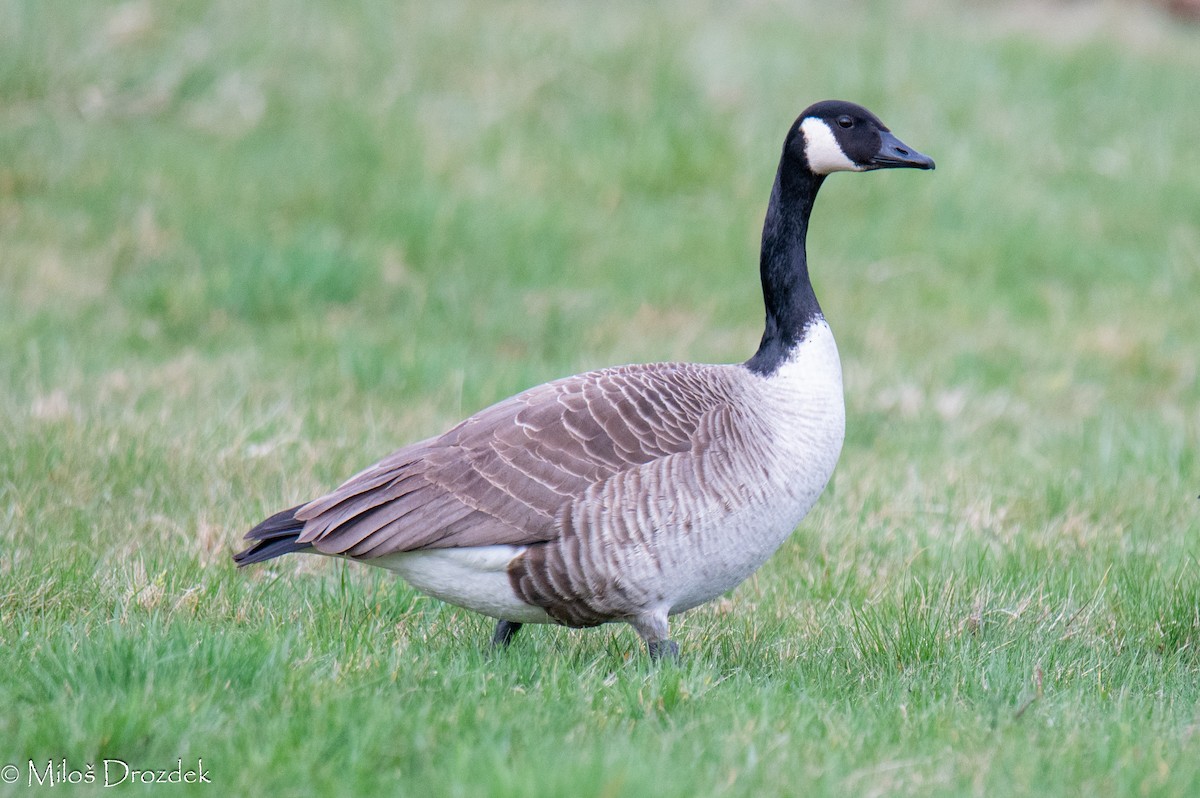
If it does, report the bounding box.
[289,362,744,557]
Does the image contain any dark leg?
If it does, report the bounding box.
[631,609,679,662]
[491,620,523,648]
[646,639,680,661]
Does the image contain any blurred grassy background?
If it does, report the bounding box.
[2,0,1199,795]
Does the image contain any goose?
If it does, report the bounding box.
[234,100,934,660]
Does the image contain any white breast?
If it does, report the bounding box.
[661,319,846,614]
[759,319,846,476]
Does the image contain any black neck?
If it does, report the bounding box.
[744,158,825,375]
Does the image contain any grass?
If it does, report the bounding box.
[2,0,1199,794]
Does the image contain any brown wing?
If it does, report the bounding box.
[292,362,741,557]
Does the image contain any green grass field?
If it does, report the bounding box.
[3,0,1199,794]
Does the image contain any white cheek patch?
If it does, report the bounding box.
[800,118,860,175]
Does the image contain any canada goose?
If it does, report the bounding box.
[234,100,934,660]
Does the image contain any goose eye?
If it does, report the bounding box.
[836,116,853,129]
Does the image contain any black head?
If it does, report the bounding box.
[786,100,935,175]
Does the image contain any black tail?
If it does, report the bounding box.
[233,504,314,566]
